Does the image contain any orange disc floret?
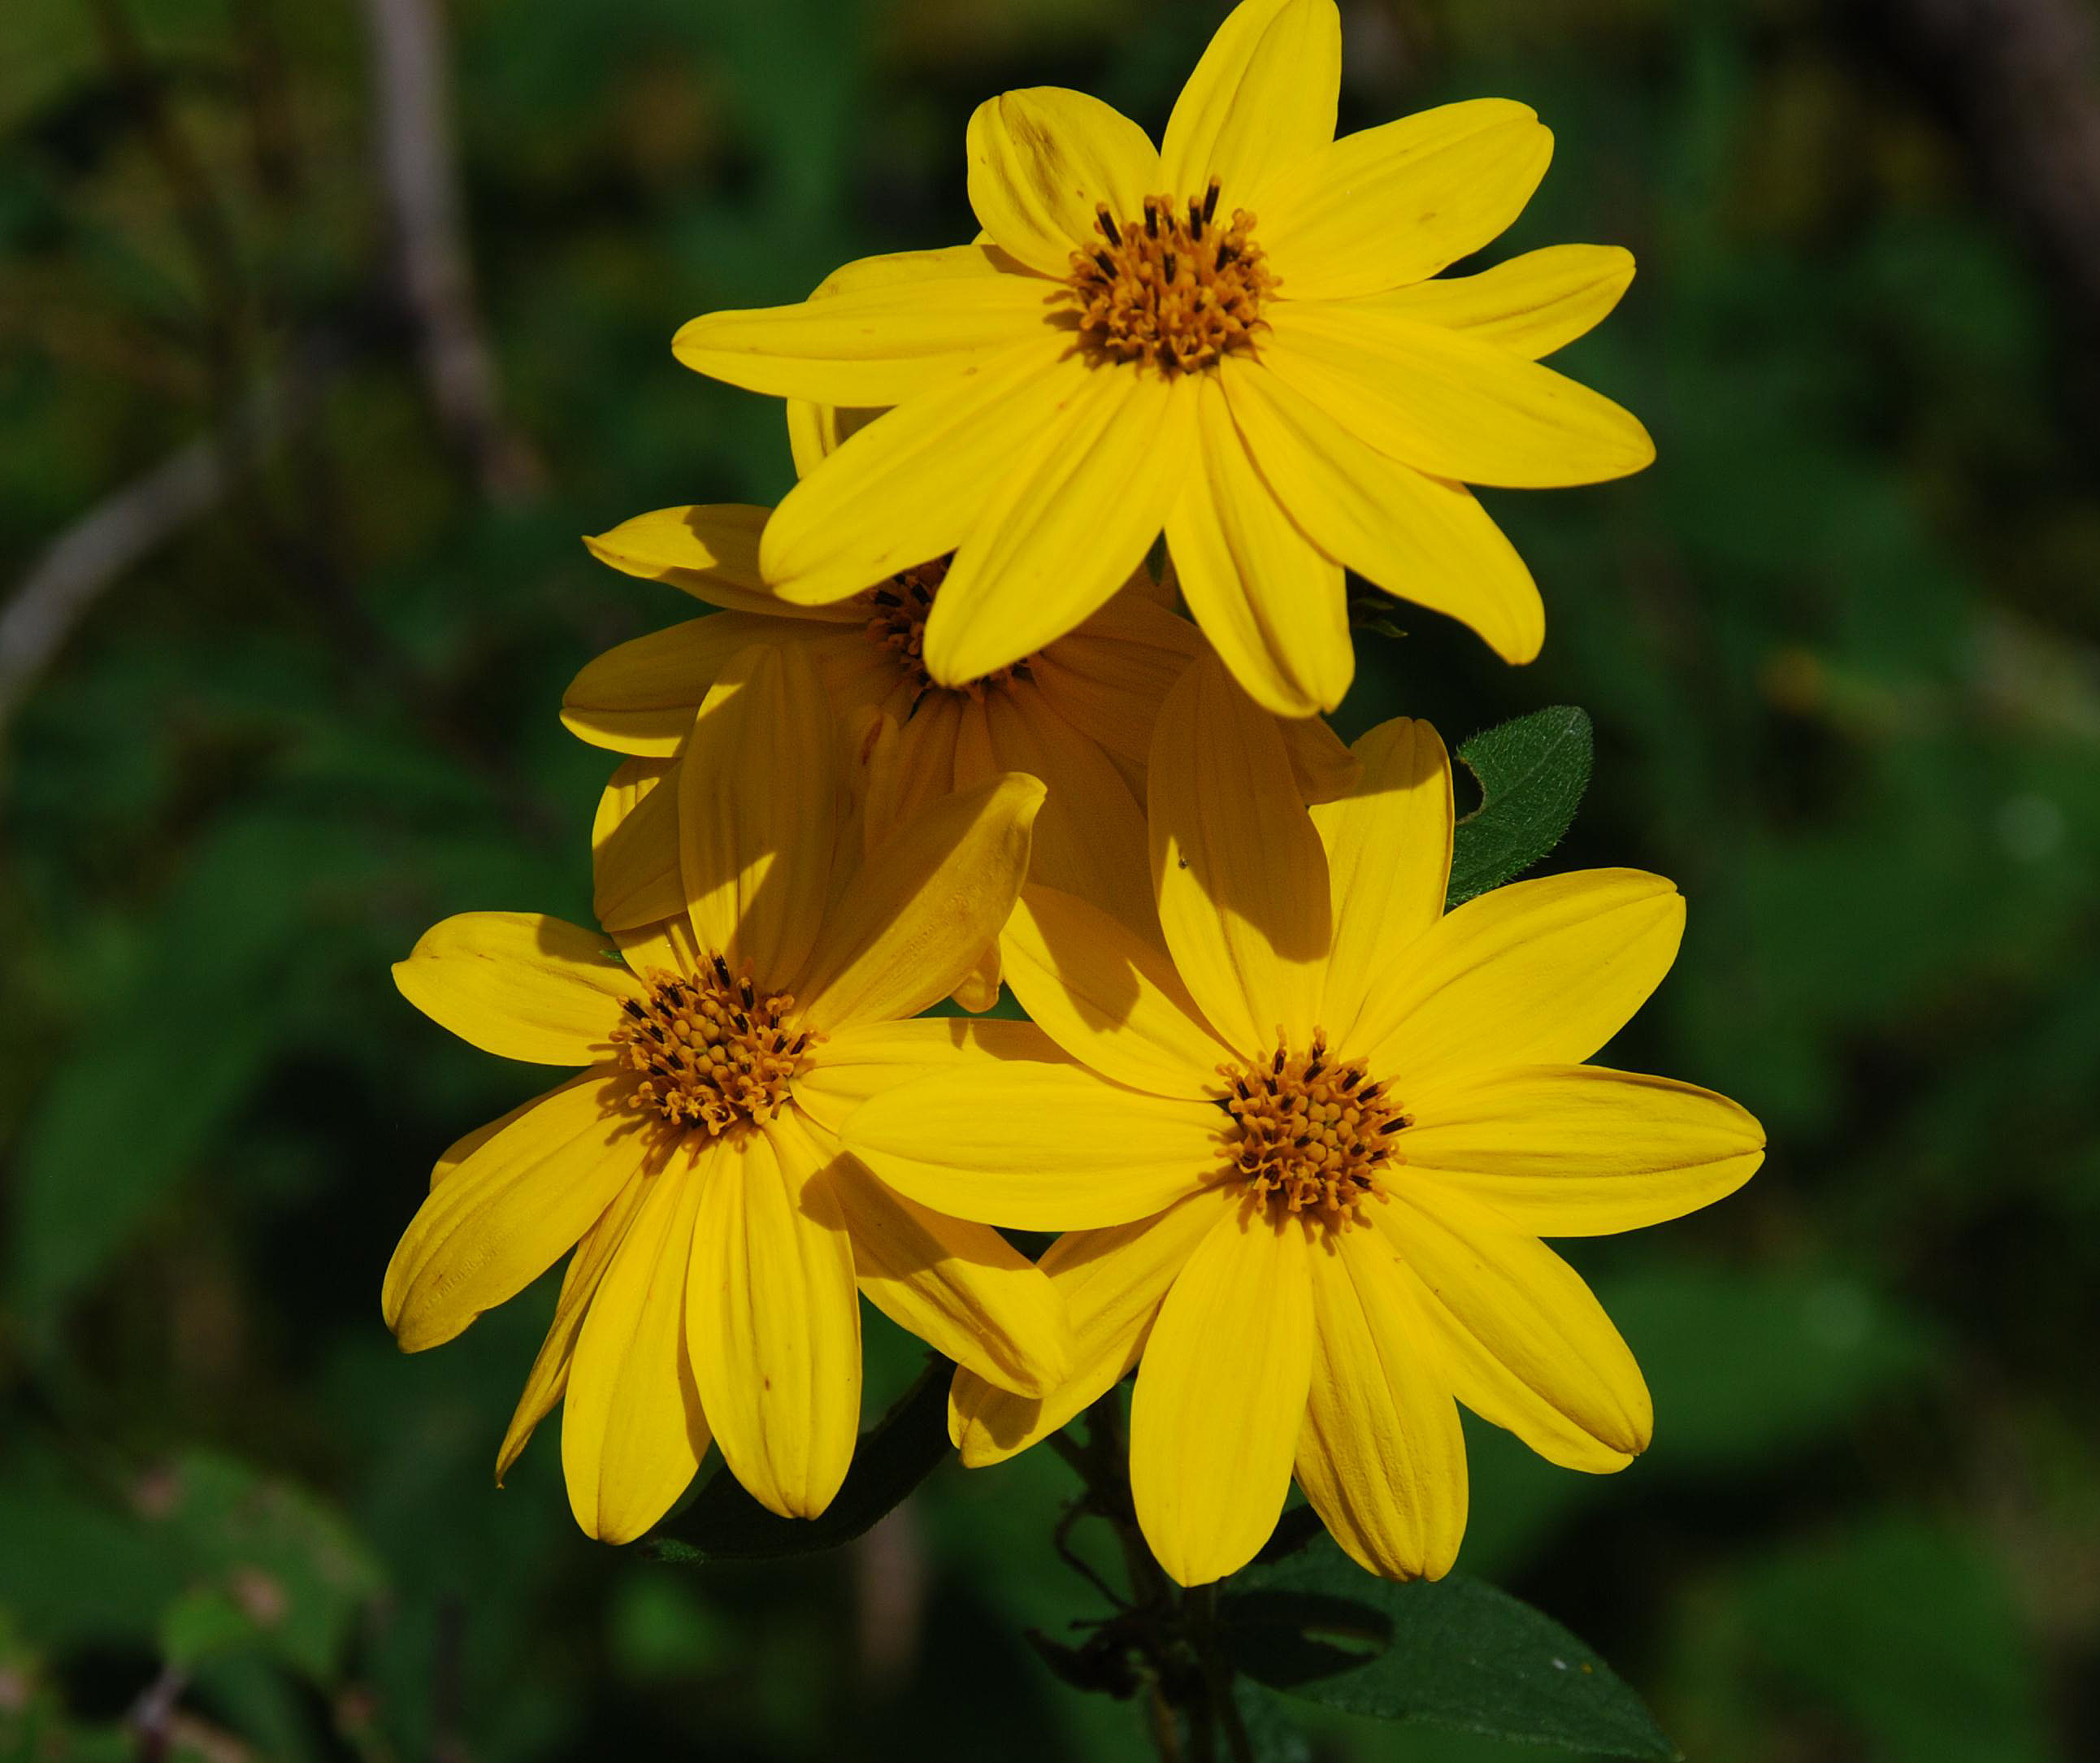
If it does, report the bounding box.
[1066,177,1278,375]
[1218,1031,1408,1228]
[610,957,815,1134]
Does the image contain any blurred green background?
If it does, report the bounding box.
[4,0,2096,1756]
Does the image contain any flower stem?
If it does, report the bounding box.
[1043,1391,1247,1763]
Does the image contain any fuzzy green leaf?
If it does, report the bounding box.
[1221,1535,1675,1758]
[1447,706,1594,905]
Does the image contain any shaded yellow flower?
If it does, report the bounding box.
[570,503,1195,945]
[840,657,1764,1587]
[671,0,1651,717]
[384,641,1074,1544]
[566,394,1356,949]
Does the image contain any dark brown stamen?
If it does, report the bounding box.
[858,553,1038,707]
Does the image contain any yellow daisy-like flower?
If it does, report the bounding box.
[671,0,1652,718]
[384,640,1074,1544]
[569,502,1200,944]
[566,393,1356,951]
[840,658,1764,1587]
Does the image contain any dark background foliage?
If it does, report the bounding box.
[2,0,2096,1756]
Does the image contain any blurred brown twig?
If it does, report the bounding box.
[853,1501,931,1699]
[0,366,320,735]
[362,0,540,502]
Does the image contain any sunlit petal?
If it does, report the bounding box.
[393,914,642,1066]
[688,1124,862,1519]
[1130,1209,1312,1586]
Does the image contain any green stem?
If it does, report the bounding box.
[1047,1392,1245,1763]
[1187,1583,1252,1763]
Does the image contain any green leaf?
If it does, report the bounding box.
[1233,1679,1316,1763]
[147,1454,384,1679]
[7,814,385,1315]
[1347,593,1411,641]
[0,1445,380,1682]
[1447,706,1594,906]
[644,1358,950,1565]
[1220,1535,1675,1759]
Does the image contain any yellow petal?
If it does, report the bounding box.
[592,752,665,846]
[951,1181,1239,1467]
[567,623,888,771]
[561,1151,712,1544]
[791,1015,1064,1136]
[1400,1064,1764,1236]
[1376,1185,1651,1463]
[799,772,1044,1031]
[1028,592,1204,787]
[761,337,1070,606]
[783,244,1041,475]
[840,1062,1219,1231]
[1130,1209,1312,1586]
[853,693,966,862]
[679,643,838,988]
[816,630,926,719]
[383,1075,651,1352]
[1000,884,1234,1099]
[922,365,1197,685]
[1262,300,1655,489]
[783,1109,1070,1399]
[1127,554,1177,609]
[1253,98,1551,300]
[688,1123,862,1520]
[592,757,683,933]
[1165,375,1351,717]
[1220,356,1543,664]
[431,1081,567,1188]
[1357,869,1683,1092]
[672,257,1054,406]
[948,942,1004,1014]
[965,88,1162,278]
[610,911,701,983]
[1312,718,1452,1048]
[1148,654,1331,1055]
[958,687,1153,935]
[809,241,1039,293]
[393,913,642,1066]
[785,396,874,482]
[562,614,779,756]
[1282,713,1363,807]
[1295,1220,1467,1579]
[1162,0,1339,199]
[495,1166,651,1484]
[585,504,856,622]
[1372,244,1635,360]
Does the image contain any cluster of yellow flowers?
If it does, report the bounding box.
[382,0,1764,1591]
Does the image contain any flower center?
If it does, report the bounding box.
[1066,179,1277,375]
[611,957,814,1135]
[1218,1034,1409,1229]
[861,555,1032,706]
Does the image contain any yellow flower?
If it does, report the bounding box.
[566,394,1356,952]
[671,0,1651,718]
[383,641,1073,1544]
[840,657,1764,1587]
[571,504,1193,946]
